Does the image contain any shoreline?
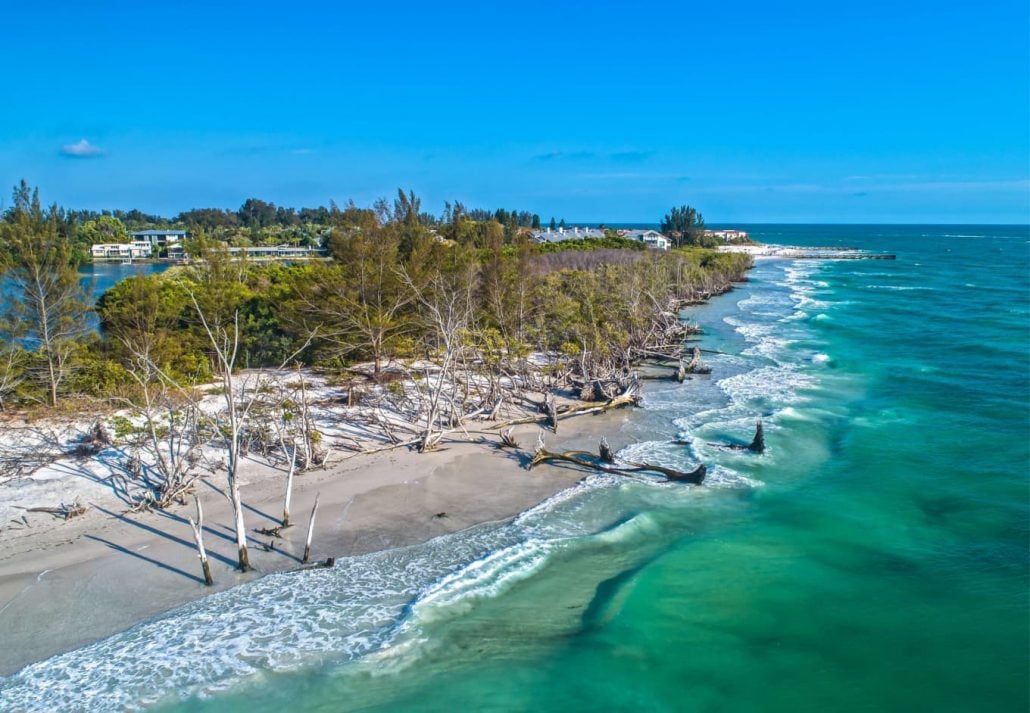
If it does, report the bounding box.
[3,249,752,679]
[717,243,896,260]
[0,406,632,676]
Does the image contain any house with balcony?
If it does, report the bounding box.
[90,241,153,259]
[130,230,188,247]
[620,229,670,250]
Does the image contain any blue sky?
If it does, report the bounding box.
[1,0,1027,223]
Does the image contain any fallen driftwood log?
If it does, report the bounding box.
[254,524,287,538]
[638,370,691,383]
[296,557,336,571]
[20,499,88,521]
[633,346,734,362]
[634,347,709,382]
[529,439,706,485]
[338,437,423,460]
[493,383,642,431]
[710,420,765,454]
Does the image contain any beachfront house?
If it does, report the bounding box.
[529,227,606,244]
[621,229,670,250]
[130,230,188,247]
[90,241,153,259]
[225,244,327,259]
[703,229,750,243]
[164,243,326,262]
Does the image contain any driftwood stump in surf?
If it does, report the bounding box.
[749,420,765,453]
[685,346,711,375]
[710,420,765,454]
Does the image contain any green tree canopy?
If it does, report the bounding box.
[77,215,129,245]
[660,205,708,247]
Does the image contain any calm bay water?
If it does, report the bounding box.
[2,226,1027,711]
[78,261,171,298]
[0,262,168,322]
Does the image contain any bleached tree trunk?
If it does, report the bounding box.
[187,288,316,572]
[189,301,253,572]
[224,367,252,571]
[282,447,296,527]
[299,377,313,467]
[188,497,214,586]
[302,492,320,564]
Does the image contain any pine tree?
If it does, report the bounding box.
[1,184,90,406]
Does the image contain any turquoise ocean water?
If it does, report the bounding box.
[2,225,1027,712]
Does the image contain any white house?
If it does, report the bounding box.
[621,229,670,250]
[225,244,326,259]
[91,241,153,259]
[130,229,187,247]
[703,229,750,242]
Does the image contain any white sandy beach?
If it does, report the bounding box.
[0,406,629,676]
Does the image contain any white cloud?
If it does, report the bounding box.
[60,138,104,158]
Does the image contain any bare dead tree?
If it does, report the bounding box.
[260,370,325,526]
[401,263,477,452]
[119,341,205,511]
[302,492,320,564]
[186,287,315,571]
[192,304,245,570]
[281,448,297,527]
[187,497,214,586]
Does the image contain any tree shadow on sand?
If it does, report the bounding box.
[84,535,207,586]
